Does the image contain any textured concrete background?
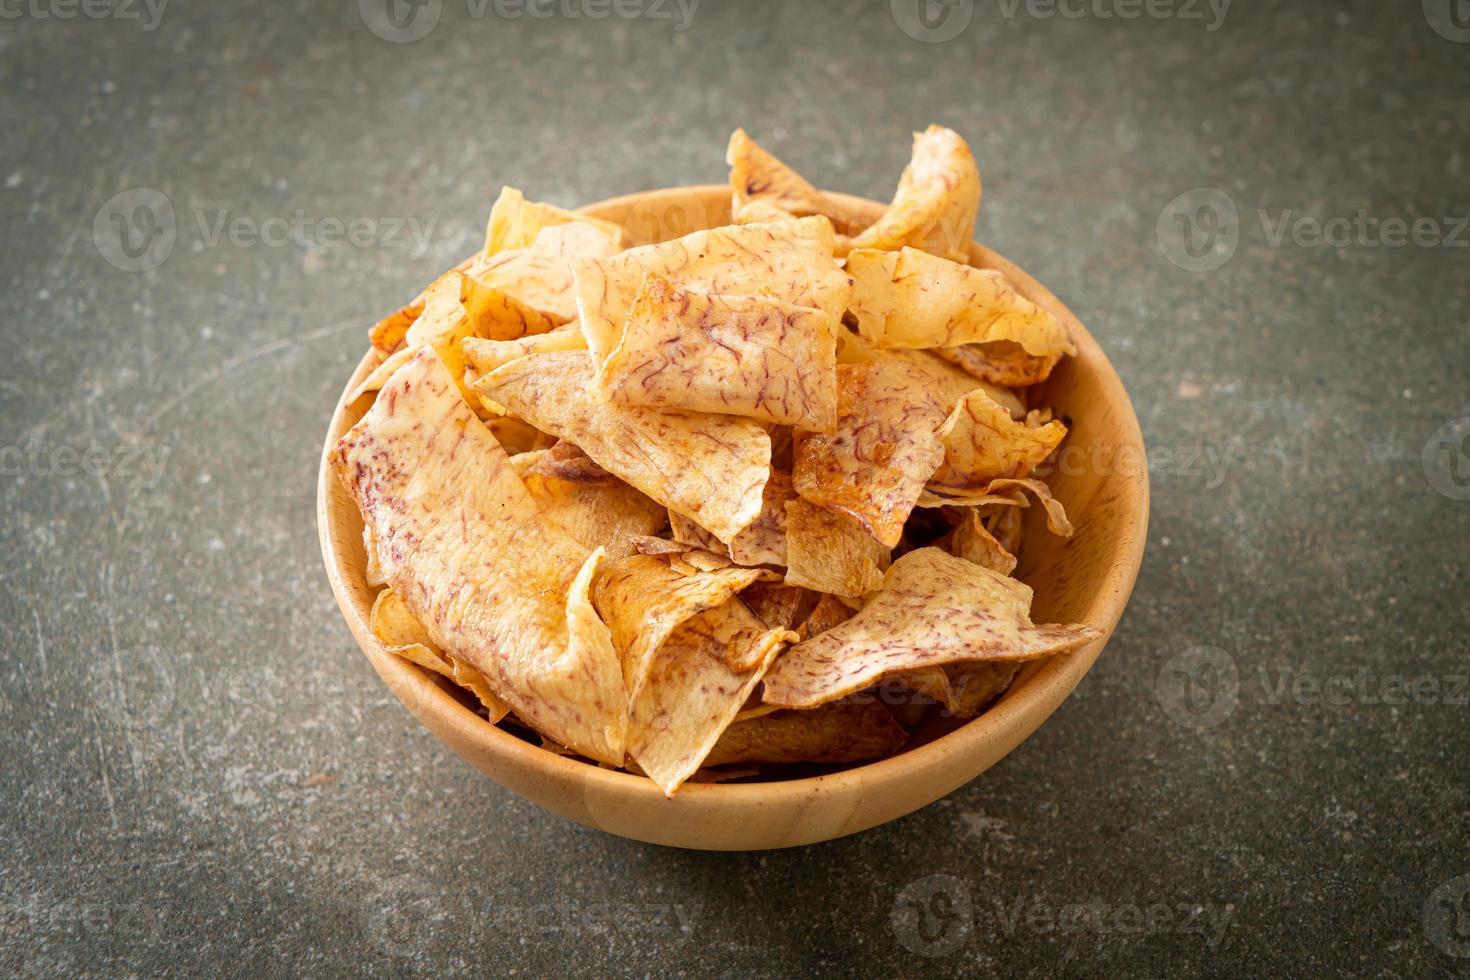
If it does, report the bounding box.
[1,0,1467,975]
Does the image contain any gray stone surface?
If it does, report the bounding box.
[1,0,1467,975]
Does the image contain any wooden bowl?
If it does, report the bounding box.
[317,185,1149,851]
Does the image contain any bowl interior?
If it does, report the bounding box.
[317,184,1148,849]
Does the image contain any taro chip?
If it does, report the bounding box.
[985,477,1075,537]
[369,299,424,353]
[592,554,775,699]
[761,547,1101,709]
[783,498,890,600]
[791,359,949,548]
[945,662,1020,718]
[474,351,772,545]
[462,327,587,377]
[520,440,616,485]
[484,186,624,256]
[333,349,627,763]
[931,388,1068,488]
[798,592,855,640]
[947,508,1018,575]
[672,470,796,567]
[704,700,908,767]
[739,581,819,632]
[934,340,1060,388]
[349,346,416,403]
[847,247,1075,358]
[601,275,839,431]
[508,450,665,560]
[571,216,852,371]
[370,589,512,723]
[847,125,981,262]
[468,221,622,324]
[626,599,796,796]
[726,128,870,236]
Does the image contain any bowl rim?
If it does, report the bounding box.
[317,183,1149,810]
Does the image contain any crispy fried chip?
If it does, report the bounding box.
[726,129,869,235]
[462,327,587,377]
[847,247,1075,359]
[930,388,1068,488]
[484,186,624,256]
[592,554,774,699]
[945,661,1020,718]
[783,498,890,599]
[369,588,511,722]
[761,547,1101,708]
[474,351,772,544]
[934,340,1060,387]
[601,275,839,431]
[739,581,819,632]
[467,221,621,323]
[791,359,950,548]
[349,346,416,402]
[627,599,796,795]
[507,450,665,560]
[369,300,424,353]
[334,349,627,763]
[947,508,1018,575]
[705,700,907,767]
[519,440,616,485]
[984,477,1075,537]
[799,592,855,640]
[571,217,852,371]
[670,469,796,567]
[846,125,981,262]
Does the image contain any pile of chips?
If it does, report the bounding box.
[335,126,1099,795]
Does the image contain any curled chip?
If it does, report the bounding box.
[946,508,1018,575]
[467,221,622,324]
[474,351,772,545]
[334,349,627,764]
[846,125,981,262]
[370,588,510,722]
[508,450,665,560]
[670,469,796,568]
[783,498,890,599]
[726,129,870,236]
[601,275,839,431]
[462,327,586,377]
[848,247,1075,359]
[931,388,1068,488]
[761,547,1101,709]
[945,662,1020,719]
[484,186,625,256]
[934,340,1060,388]
[705,700,908,767]
[984,477,1076,537]
[792,359,951,548]
[571,216,852,372]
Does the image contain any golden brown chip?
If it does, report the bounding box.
[798,592,855,640]
[846,125,981,262]
[791,359,950,548]
[761,547,1101,709]
[462,327,587,377]
[467,222,621,323]
[783,498,890,599]
[507,450,665,560]
[739,581,819,632]
[369,300,424,353]
[947,508,1018,575]
[704,700,908,767]
[984,477,1075,537]
[483,186,624,256]
[601,275,839,431]
[334,349,627,763]
[838,331,1026,419]
[571,217,852,371]
[930,388,1068,488]
[726,128,870,236]
[370,589,512,722]
[627,597,795,796]
[944,662,1020,718]
[670,469,796,568]
[483,415,552,455]
[520,440,616,485]
[592,554,774,699]
[349,346,416,402]
[934,340,1060,388]
[847,247,1075,358]
[474,351,772,544]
